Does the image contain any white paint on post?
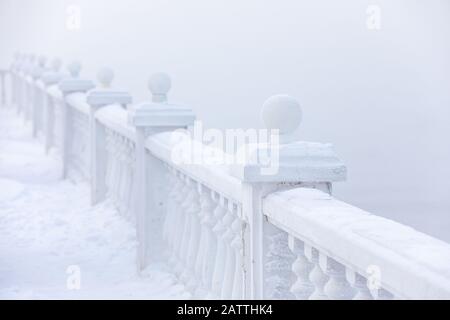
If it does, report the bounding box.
[86,67,132,205]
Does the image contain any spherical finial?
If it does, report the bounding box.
[67,60,82,78]
[38,55,47,67]
[97,67,114,88]
[51,58,62,72]
[148,72,171,103]
[261,94,302,137]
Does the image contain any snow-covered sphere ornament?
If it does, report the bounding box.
[261,94,302,135]
[97,67,114,88]
[148,72,171,102]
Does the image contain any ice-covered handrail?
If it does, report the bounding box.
[95,105,135,141]
[263,187,450,299]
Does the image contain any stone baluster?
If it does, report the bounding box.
[169,172,188,269]
[230,94,346,299]
[165,170,180,260]
[319,254,354,299]
[110,135,121,208]
[305,245,329,300]
[15,53,26,114]
[183,182,202,290]
[288,236,314,299]
[176,177,197,276]
[30,55,47,137]
[162,167,178,243]
[9,52,20,108]
[264,225,295,299]
[58,61,94,179]
[21,53,30,117]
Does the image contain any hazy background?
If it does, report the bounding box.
[1,0,449,242]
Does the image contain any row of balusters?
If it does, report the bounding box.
[67,108,90,179]
[104,128,136,219]
[163,165,245,299]
[265,228,396,300]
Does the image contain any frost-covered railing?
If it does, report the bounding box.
[8,53,450,300]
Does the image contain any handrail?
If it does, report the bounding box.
[263,187,450,299]
[65,92,90,115]
[146,131,243,203]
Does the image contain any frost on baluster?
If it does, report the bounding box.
[264,224,295,299]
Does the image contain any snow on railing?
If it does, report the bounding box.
[263,188,450,299]
[7,53,450,300]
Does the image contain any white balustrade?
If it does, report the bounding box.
[8,51,450,300]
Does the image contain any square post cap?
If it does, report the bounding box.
[128,72,195,128]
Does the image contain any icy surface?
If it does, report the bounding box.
[0,108,187,299]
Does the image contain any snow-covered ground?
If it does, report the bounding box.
[0,107,188,299]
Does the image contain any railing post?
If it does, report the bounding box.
[41,58,63,154]
[230,94,347,299]
[128,72,195,270]
[58,61,94,179]
[86,67,132,205]
[19,54,31,115]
